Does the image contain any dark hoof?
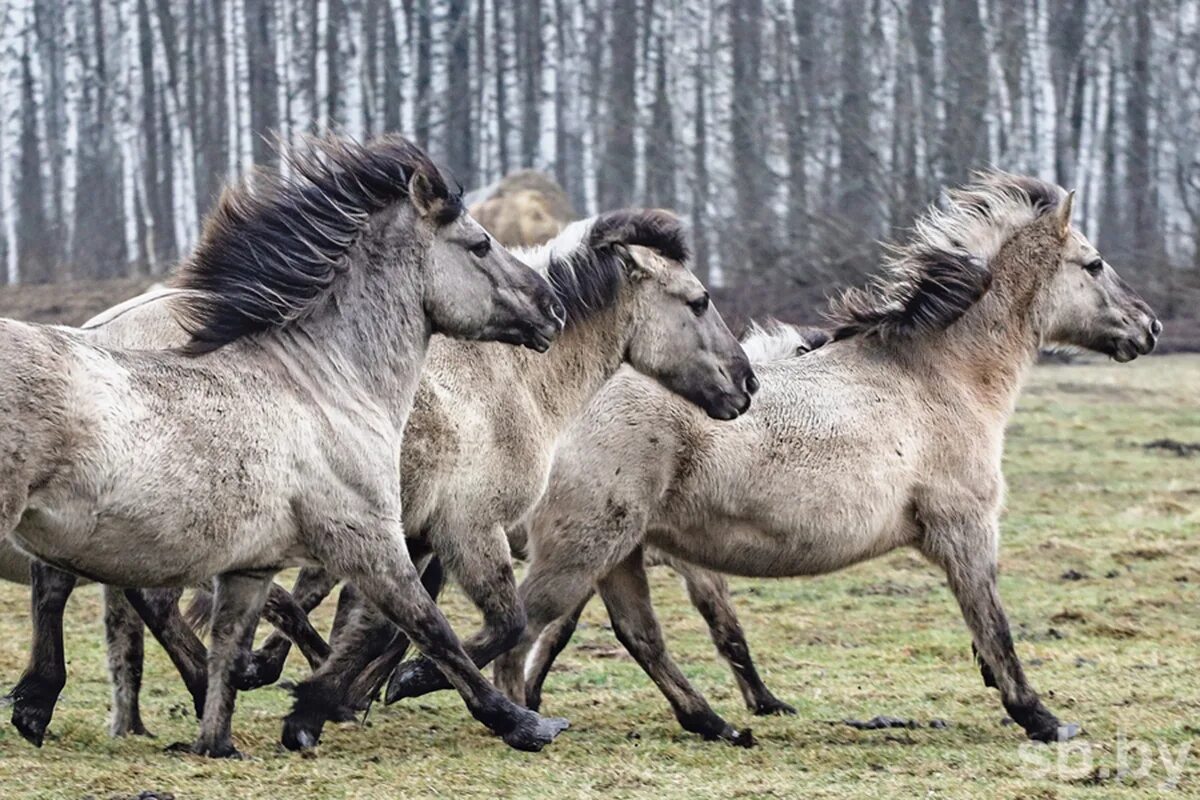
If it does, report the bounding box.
[1028,722,1081,743]
[722,726,756,747]
[385,659,449,703]
[166,740,245,759]
[232,653,286,692]
[11,701,53,747]
[500,711,570,752]
[752,698,796,717]
[281,715,322,752]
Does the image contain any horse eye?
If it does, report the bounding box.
[469,239,491,258]
[1084,259,1103,276]
[688,293,710,316]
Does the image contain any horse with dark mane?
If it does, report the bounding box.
[0,134,570,757]
[490,172,1161,745]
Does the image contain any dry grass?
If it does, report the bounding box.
[0,355,1197,799]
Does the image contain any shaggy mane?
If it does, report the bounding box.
[172,135,463,355]
[826,171,1066,341]
[740,319,830,363]
[521,209,689,328]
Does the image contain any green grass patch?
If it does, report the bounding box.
[1,355,1198,798]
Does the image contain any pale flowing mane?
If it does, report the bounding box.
[739,318,829,363]
[516,209,689,329]
[826,171,1066,341]
[172,134,463,355]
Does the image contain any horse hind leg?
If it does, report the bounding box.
[235,567,339,690]
[175,570,273,758]
[103,585,150,737]
[8,561,77,747]
[924,519,1079,743]
[598,548,754,747]
[283,549,441,741]
[125,587,208,718]
[387,524,524,702]
[520,592,592,713]
[671,557,795,716]
[287,521,568,753]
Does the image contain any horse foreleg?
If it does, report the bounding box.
[521,593,591,713]
[286,522,568,753]
[8,561,77,747]
[175,570,272,759]
[387,525,519,701]
[124,587,208,718]
[924,519,1079,743]
[102,585,150,737]
[235,567,339,690]
[598,549,754,747]
[671,557,795,716]
[355,555,443,707]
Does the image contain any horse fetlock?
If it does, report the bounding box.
[751,695,796,717]
[677,708,746,745]
[109,710,152,738]
[1005,698,1079,743]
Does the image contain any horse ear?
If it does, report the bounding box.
[1055,190,1075,240]
[408,170,446,220]
[618,245,653,282]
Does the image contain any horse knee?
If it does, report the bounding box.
[494,605,528,651]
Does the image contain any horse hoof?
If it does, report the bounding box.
[501,712,570,752]
[1037,722,1081,743]
[726,727,756,748]
[233,656,285,692]
[385,660,446,703]
[166,740,245,759]
[281,717,321,752]
[752,698,796,717]
[11,703,52,747]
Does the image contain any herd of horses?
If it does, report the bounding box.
[0,134,1162,760]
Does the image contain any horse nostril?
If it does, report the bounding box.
[745,373,760,395]
[1151,319,1163,337]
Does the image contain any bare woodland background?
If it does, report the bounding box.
[1,0,1199,326]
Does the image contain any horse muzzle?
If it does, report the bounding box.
[1111,318,1162,363]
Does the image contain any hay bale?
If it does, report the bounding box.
[468,169,575,248]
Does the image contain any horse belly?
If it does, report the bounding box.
[659,495,917,579]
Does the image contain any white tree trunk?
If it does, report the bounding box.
[61,0,83,263]
[343,0,365,140]
[315,0,329,131]
[0,0,29,283]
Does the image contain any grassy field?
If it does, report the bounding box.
[0,354,1196,799]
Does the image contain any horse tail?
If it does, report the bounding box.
[182,588,214,635]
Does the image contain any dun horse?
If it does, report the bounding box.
[489,173,1161,745]
[0,134,575,757]
[276,209,756,751]
[5,207,758,751]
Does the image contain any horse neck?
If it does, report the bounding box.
[929,265,1048,416]
[269,256,431,432]
[512,301,635,431]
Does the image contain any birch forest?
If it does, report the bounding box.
[1,0,1199,319]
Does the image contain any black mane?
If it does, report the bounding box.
[826,172,1064,341]
[544,209,690,328]
[172,135,462,355]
